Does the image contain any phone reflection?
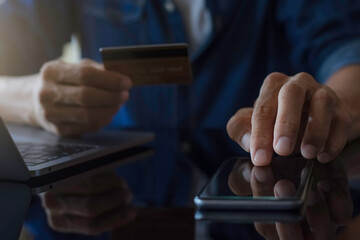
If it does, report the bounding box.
[228,158,309,199]
[39,171,138,235]
[228,158,352,239]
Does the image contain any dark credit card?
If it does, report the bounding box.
[100,44,193,86]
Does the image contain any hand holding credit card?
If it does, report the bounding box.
[100,44,192,86]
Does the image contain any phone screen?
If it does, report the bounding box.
[198,157,313,204]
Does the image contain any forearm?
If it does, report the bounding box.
[325,64,360,141]
[0,74,38,125]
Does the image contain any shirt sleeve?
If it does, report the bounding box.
[0,0,74,76]
[277,0,360,83]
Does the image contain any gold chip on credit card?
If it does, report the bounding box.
[100,44,193,86]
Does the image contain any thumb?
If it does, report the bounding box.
[227,108,253,152]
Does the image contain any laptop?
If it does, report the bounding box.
[0,118,154,182]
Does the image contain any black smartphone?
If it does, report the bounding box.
[194,157,314,222]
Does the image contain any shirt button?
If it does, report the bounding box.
[164,0,176,13]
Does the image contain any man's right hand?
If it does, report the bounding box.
[32,59,131,136]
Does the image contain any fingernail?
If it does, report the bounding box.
[275,183,296,198]
[275,137,292,155]
[301,144,317,159]
[274,188,279,197]
[253,149,269,166]
[240,133,251,151]
[318,152,332,163]
[241,165,251,183]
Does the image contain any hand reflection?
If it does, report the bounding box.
[228,159,353,240]
[40,172,137,235]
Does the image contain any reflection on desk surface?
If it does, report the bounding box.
[3,130,360,239]
[0,182,31,240]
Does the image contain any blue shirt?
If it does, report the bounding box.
[1,0,360,131]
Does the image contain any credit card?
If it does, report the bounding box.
[100,44,192,86]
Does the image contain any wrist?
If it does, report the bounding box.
[325,65,360,141]
[0,74,40,126]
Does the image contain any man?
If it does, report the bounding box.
[1,0,359,238]
[0,0,360,168]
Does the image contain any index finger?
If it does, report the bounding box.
[74,65,132,91]
[44,62,132,91]
[251,73,288,166]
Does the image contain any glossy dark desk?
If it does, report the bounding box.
[2,129,360,240]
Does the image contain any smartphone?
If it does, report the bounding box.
[194,157,314,221]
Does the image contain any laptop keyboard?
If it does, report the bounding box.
[16,142,97,166]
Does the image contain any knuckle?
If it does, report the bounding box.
[254,103,274,117]
[313,88,336,109]
[260,73,288,99]
[78,66,93,84]
[279,80,305,98]
[264,72,288,85]
[282,80,304,92]
[40,62,57,81]
[294,72,314,82]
